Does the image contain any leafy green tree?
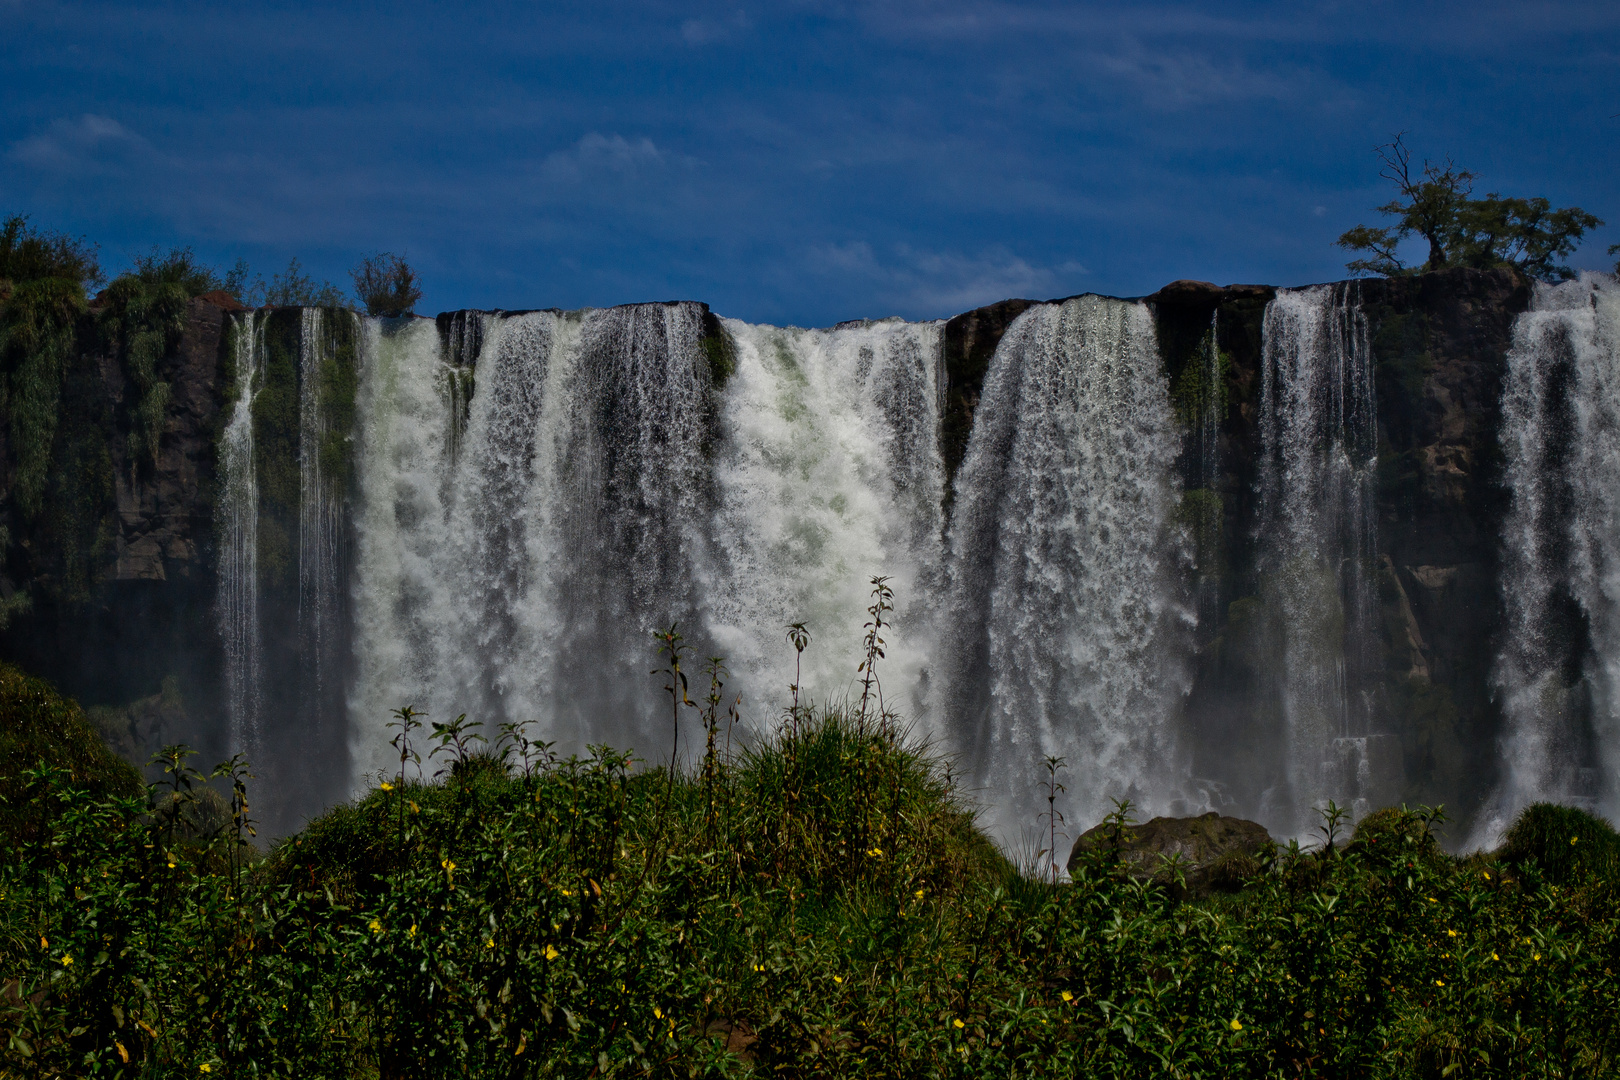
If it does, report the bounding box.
[1338,135,1602,281]
[351,252,423,317]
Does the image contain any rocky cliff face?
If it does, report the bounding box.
[0,292,239,759]
[943,268,1533,828]
[0,270,1542,831]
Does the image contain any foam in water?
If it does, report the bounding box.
[349,308,950,781]
[1481,272,1620,847]
[1256,283,1385,832]
[219,312,264,755]
[943,295,1192,843]
[702,317,947,730]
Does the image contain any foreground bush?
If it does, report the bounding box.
[3,697,1619,1078]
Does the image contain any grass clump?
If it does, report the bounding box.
[1499,802,1620,886]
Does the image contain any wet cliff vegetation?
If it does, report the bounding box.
[4,625,1620,1080]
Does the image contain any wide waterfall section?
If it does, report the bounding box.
[1256,284,1390,834]
[349,307,951,784]
[943,295,1193,846]
[703,318,947,731]
[1482,272,1620,847]
[349,304,722,784]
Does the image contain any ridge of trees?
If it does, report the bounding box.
[1337,134,1604,282]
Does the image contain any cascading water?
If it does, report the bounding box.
[1256,283,1386,831]
[219,312,265,755]
[703,317,947,727]
[298,308,352,767]
[1480,272,1620,847]
[348,307,951,782]
[348,305,720,781]
[942,295,1192,843]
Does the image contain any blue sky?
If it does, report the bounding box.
[2,1,1617,326]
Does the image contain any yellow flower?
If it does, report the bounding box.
[561,888,574,897]
[442,859,456,872]
[1491,952,1500,961]
[545,944,560,961]
[39,936,47,950]
[486,937,496,949]
[1534,953,1541,961]
[1482,871,1491,880]
[866,848,883,857]
[200,1065,212,1074]
[407,924,417,938]
[410,800,420,814]
[833,975,843,984]
[914,889,925,898]
[1426,897,1437,903]
[1230,1018,1242,1032]
[953,1019,965,1029]
[1571,836,1579,845]
[380,781,394,791]
[60,955,72,966]
[1060,991,1074,1003]
[654,1007,663,1019]
[369,919,383,934]
[1435,980,1444,987]
[1446,929,1457,937]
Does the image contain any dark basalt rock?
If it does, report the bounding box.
[941,297,1037,488]
[1067,811,1273,894]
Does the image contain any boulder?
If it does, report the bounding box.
[1067,811,1273,894]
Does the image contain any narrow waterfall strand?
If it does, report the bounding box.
[1257,284,1381,831]
[219,312,264,755]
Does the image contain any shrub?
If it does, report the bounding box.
[351,252,422,317]
[1500,802,1620,886]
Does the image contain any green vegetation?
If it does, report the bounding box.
[98,248,222,469]
[1500,803,1620,888]
[0,216,102,521]
[0,661,141,845]
[1338,135,1603,282]
[227,257,350,308]
[4,593,1620,1077]
[352,252,423,318]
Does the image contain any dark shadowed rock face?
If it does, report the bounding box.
[0,294,232,753]
[1067,811,1273,894]
[941,297,1037,487]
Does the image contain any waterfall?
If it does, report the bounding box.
[1481,272,1620,846]
[298,308,351,765]
[702,317,947,727]
[349,305,719,781]
[943,295,1192,842]
[219,312,264,755]
[348,307,949,783]
[1256,283,1385,830]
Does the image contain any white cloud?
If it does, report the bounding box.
[807,240,1086,315]
[540,133,670,185]
[9,114,151,172]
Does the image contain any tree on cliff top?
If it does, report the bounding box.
[1337,134,1602,282]
[351,252,422,318]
